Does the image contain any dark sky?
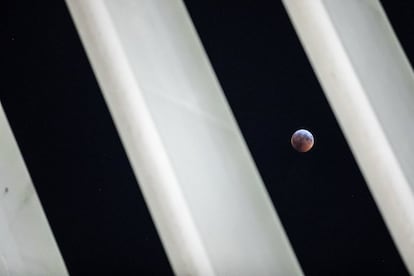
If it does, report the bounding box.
[7,1,413,275]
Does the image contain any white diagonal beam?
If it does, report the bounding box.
[65,0,303,275]
[0,103,68,276]
[283,0,414,273]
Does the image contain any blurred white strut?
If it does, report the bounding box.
[0,103,68,276]
[65,0,303,275]
[282,0,414,273]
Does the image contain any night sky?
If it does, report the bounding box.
[7,1,413,275]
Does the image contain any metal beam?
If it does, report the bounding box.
[0,103,68,275]
[282,0,414,273]
[65,0,303,275]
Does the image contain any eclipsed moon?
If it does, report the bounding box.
[291,129,314,152]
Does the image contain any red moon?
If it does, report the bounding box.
[291,129,314,152]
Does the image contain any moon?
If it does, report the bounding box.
[291,129,314,152]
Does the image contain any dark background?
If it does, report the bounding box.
[6,1,413,275]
